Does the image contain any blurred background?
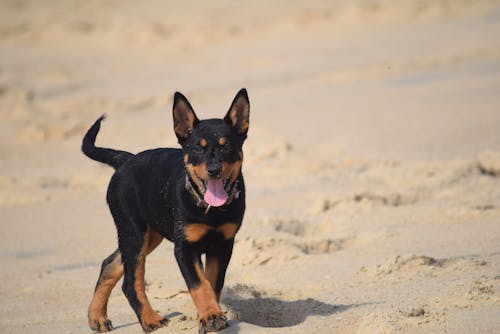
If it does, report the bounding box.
[1,1,499,333]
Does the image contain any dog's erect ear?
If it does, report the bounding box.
[173,92,199,141]
[224,88,250,137]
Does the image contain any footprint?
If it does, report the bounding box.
[360,254,489,278]
[271,218,310,236]
[351,192,418,207]
[308,191,420,215]
[477,151,500,177]
[466,279,496,301]
[294,238,346,255]
[236,236,347,266]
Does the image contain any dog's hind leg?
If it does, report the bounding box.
[120,225,167,332]
[88,228,163,332]
[88,249,123,332]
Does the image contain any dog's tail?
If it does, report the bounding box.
[82,115,134,170]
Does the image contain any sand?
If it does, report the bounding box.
[1,0,499,333]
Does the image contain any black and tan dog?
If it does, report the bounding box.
[82,89,249,333]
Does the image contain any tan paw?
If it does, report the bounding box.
[198,313,228,333]
[141,314,169,333]
[89,316,114,332]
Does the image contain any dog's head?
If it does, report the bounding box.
[173,88,249,207]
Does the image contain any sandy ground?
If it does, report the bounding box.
[1,1,500,333]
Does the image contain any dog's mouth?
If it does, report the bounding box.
[199,176,231,207]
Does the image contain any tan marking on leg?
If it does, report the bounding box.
[135,227,166,331]
[204,256,220,302]
[190,262,222,323]
[218,137,226,146]
[88,251,123,331]
[205,257,219,289]
[88,229,163,332]
[216,223,239,240]
[146,229,163,254]
[200,138,207,147]
[184,224,213,243]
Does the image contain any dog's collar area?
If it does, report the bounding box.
[184,174,240,214]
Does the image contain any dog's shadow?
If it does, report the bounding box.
[221,284,355,328]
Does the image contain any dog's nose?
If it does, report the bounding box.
[207,165,222,178]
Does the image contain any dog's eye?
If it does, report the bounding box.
[193,145,204,154]
[218,137,227,153]
[221,144,232,155]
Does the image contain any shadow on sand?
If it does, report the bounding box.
[221,284,358,328]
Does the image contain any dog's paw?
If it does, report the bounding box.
[89,316,114,332]
[199,313,228,333]
[141,316,169,333]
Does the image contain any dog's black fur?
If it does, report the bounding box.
[82,89,249,333]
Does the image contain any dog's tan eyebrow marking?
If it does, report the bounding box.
[200,138,207,147]
[218,137,226,146]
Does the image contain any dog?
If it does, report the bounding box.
[82,89,249,333]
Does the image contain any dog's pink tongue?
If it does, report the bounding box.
[204,179,228,207]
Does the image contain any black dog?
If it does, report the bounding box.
[82,89,249,333]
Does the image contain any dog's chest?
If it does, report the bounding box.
[183,222,239,248]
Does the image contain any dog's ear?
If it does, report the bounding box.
[224,88,250,137]
[173,92,199,141]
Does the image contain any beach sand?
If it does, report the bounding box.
[1,1,499,333]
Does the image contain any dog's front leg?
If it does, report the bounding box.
[174,243,228,333]
[205,239,234,303]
